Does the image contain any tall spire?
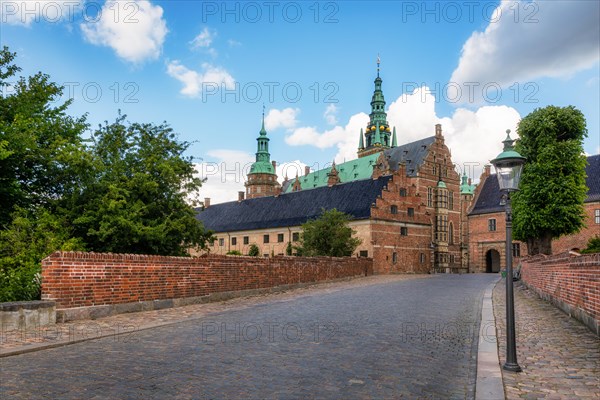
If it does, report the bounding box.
[357,57,394,158]
[249,108,275,175]
[392,127,397,147]
[260,104,266,135]
[359,128,364,149]
[374,124,382,145]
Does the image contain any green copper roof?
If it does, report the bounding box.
[283,153,381,193]
[460,173,476,195]
[437,180,447,189]
[249,111,275,175]
[249,161,275,174]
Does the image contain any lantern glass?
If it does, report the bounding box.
[494,160,523,191]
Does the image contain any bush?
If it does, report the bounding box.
[0,208,84,302]
[226,250,242,256]
[581,235,600,254]
[248,244,260,257]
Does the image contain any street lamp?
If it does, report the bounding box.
[491,129,526,373]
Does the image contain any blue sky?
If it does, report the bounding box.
[2,0,599,203]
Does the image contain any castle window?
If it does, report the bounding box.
[263,235,270,243]
[400,227,408,236]
[399,188,407,197]
[488,219,497,232]
[391,205,398,214]
[243,236,249,245]
[596,209,600,224]
[392,252,398,264]
[359,250,369,257]
[449,191,454,210]
[427,187,433,207]
[231,237,237,246]
[512,243,521,257]
[407,207,415,217]
[420,253,426,264]
[219,238,224,246]
[448,223,454,244]
[437,190,448,209]
[292,232,300,241]
[277,233,284,243]
[449,254,455,264]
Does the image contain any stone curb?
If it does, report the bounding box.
[475,278,505,400]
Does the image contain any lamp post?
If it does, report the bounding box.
[491,129,526,373]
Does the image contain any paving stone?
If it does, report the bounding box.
[493,280,600,400]
[0,274,497,399]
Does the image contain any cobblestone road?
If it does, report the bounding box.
[1,274,496,399]
[493,280,600,399]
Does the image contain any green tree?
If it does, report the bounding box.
[581,236,600,254]
[286,241,293,256]
[0,47,89,227]
[513,105,588,255]
[0,208,84,301]
[248,244,260,256]
[298,209,361,257]
[66,114,212,256]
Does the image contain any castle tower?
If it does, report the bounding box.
[245,110,280,199]
[434,179,450,273]
[358,56,395,158]
[459,173,476,272]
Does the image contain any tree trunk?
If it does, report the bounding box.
[526,232,553,255]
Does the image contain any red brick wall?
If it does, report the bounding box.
[520,253,600,334]
[552,202,600,253]
[41,252,372,309]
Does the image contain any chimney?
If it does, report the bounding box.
[468,178,472,185]
[484,165,491,177]
[204,197,211,208]
[304,166,310,176]
[238,191,245,201]
[435,124,442,137]
[272,160,277,171]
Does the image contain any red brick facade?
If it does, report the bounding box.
[41,252,372,309]
[552,204,600,253]
[369,126,463,273]
[520,253,600,335]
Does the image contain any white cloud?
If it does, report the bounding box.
[81,0,167,64]
[195,150,306,204]
[285,113,369,163]
[324,104,339,125]
[227,39,242,47]
[265,108,300,131]
[195,150,253,205]
[277,160,307,181]
[451,0,600,101]
[1,0,83,26]
[285,86,522,177]
[167,61,235,97]
[190,27,215,48]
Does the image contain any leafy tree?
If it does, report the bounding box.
[65,114,212,256]
[0,47,89,227]
[512,105,588,255]
[286,241,293,256]
[248,244,260,257]
[298,209,361,257]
